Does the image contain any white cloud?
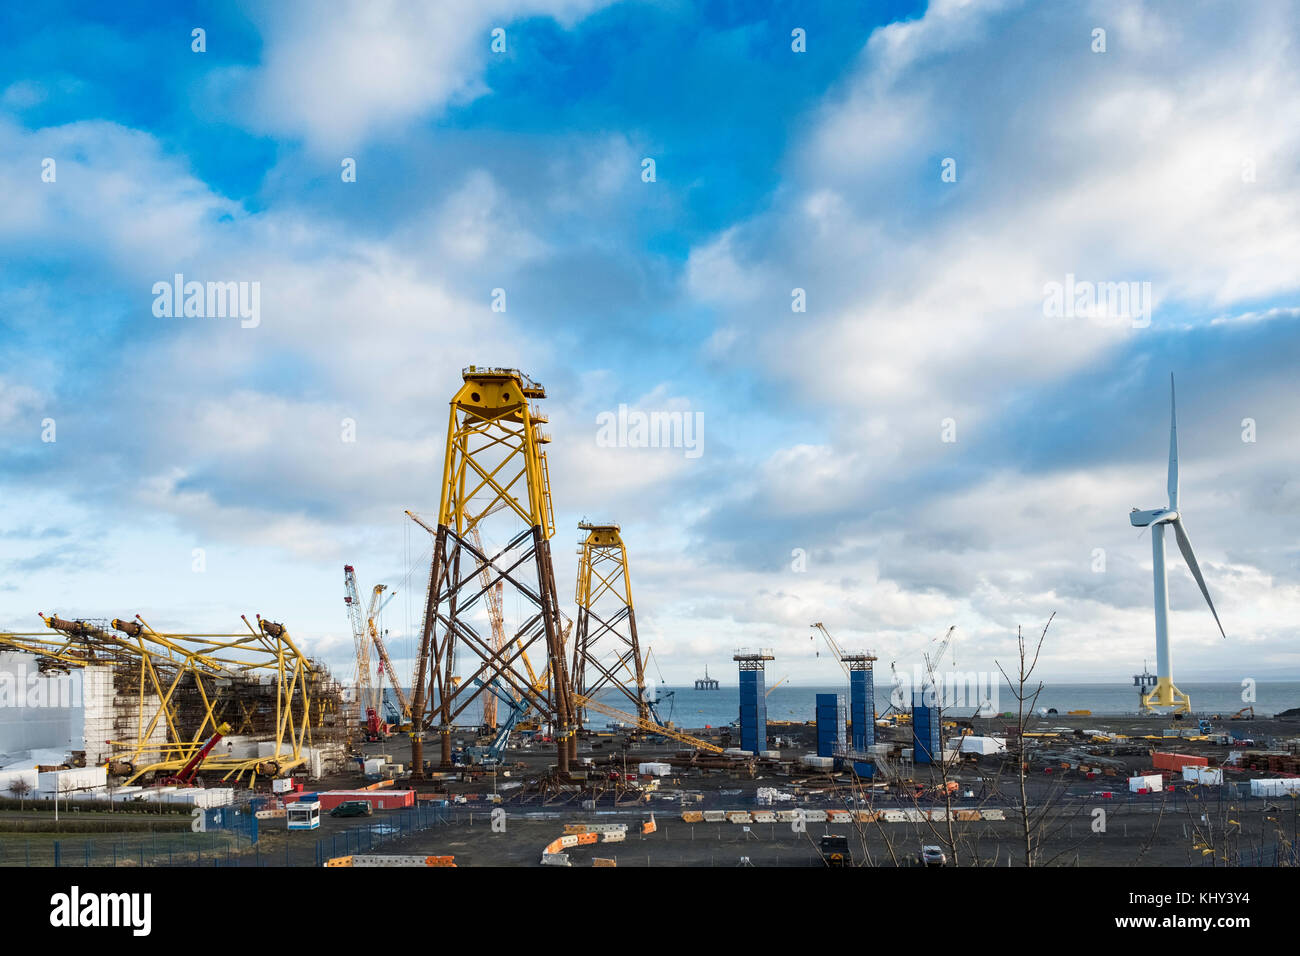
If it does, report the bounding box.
[222,0,612,151]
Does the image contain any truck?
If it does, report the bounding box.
[820,834,851,867]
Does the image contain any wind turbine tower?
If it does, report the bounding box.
[1128,375,1226,714]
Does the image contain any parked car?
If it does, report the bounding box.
[329,801,373,818]
[921,845,947,866]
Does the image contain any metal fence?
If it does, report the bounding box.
[0,803,454,867]
[312,803,453,866]
[0,830,255,867]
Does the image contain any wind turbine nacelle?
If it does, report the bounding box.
[1130,508,1177,527]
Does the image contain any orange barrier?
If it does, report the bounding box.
[593,858,617,867]
[326,856,353,867]
[576,832,598,845]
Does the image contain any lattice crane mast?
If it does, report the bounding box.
[344,566,378,733]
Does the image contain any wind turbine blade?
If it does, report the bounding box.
[1173,518,1225,639]
[1167,374,1179,510]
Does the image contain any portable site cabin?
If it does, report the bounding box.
[286,800,321,831]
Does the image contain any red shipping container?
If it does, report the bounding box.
[1152,752,1208,772]
[317,790,416,811]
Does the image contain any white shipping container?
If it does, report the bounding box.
[1183,766,1223,785]
[959,736,1007,755]
[1128,774,1163,793]
[36,766,107,794]
[1250,777,1300,796]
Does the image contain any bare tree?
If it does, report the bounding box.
[7,778,32,811]
[995,613,1054,866]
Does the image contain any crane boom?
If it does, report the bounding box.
[467,524,509,729]
[573,693,723,754]
[811,622,853,680]
[367,586,409,717]
[923,625,956,686]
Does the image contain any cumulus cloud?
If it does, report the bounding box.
[220,0,612,151]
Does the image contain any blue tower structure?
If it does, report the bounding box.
[734,649,774,754]
[816,693,846,757]
[843,655,877,752]
[912,687,941,764]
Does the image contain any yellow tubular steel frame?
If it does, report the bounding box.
[572,522,649,725]
[1,613,316,786]
[408,366,575,774]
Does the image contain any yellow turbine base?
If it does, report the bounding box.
[1142,678,1190,715]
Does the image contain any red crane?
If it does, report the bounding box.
[160,721,232,786]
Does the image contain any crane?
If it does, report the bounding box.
[345,567,400,740]
[159,721,231,786]
[811,622,853,680]
[765,675,789,698]
[366,585,407,718]
[572,693,723,754]
[460,677,531,765]
[344,566,379,737]
[923,625,957,692]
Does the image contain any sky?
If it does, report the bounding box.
[1,0,1298,691]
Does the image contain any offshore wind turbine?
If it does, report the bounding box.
[1128,374,1226,714]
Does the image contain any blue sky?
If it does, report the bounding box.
[2,0,1299,690]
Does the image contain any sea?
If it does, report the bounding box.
[381,681,1300,729]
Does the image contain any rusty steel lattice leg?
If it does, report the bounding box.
[408,367,575,776]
